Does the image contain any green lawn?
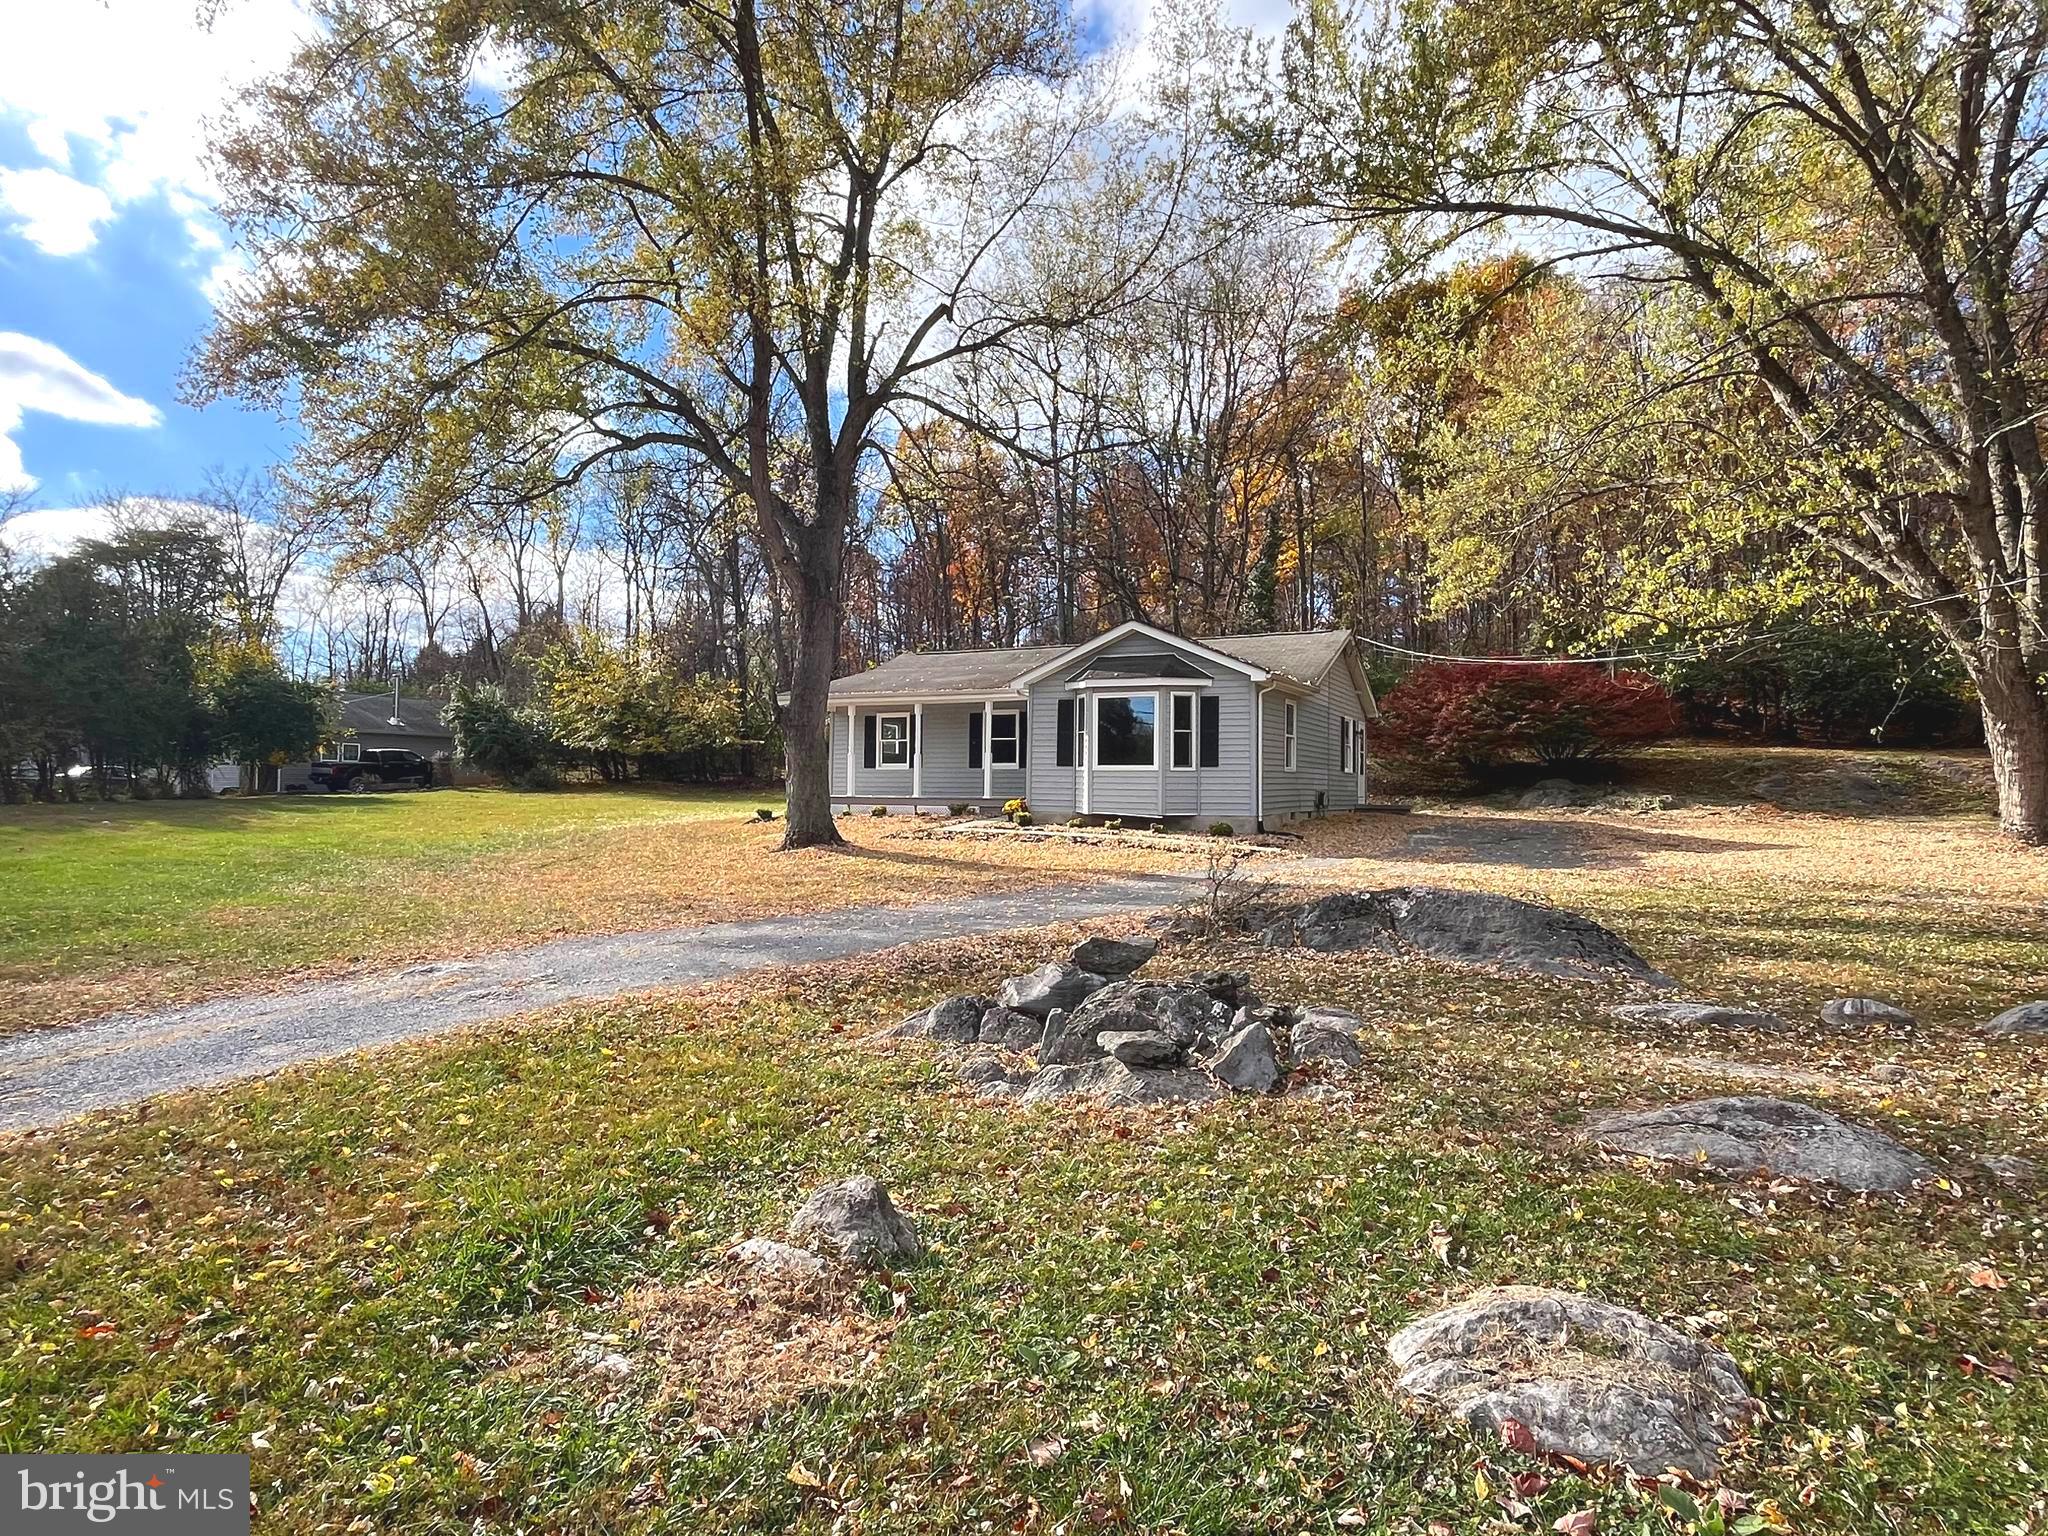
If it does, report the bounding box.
[2,865,2042,1534]
[0,787,766,1028]
[0,785,1181,1033]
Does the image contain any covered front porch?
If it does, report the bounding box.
[828,697,1031,807]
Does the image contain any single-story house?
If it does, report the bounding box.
[824,622,1377,830]
[279,691,455,789]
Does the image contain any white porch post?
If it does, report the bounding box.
[982,698,994,801]
[1155,687,1166,818]
[1079,693,1091,815]
[845,703,856,806]
[912,702,924,803]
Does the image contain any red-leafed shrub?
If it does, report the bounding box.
[1376,663,1678,771]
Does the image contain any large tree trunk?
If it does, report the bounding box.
[779,554,846,849]
[1977,644,2048,844]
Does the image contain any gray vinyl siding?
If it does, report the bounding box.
[1321,662,1369,811]
[829,703,1027,804]
[1024,644,1258,826]
[1260,662,1368,820]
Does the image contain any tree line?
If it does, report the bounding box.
[5,0,2037,836]
[0,492,330,801]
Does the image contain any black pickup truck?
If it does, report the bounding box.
[309,748,437,792]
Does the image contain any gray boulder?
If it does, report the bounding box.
[1099,1030,1185,1067]
[1588,1095,1935,1192]
[1294,1005,1364,1035]
[1185,969,1258,1010]
[1274,887,1672,987]
[923,993,993,1043]
[953,1049,1016,1087]
[1018,1057,1224,1108]
[1611,1001,1791,1032]
[1070,935,1158,979]
[1981,1000,2048,1037]
[1291,1012,1363,1069]
[1208,1022,1282,1094]
[998,962,1107,1019]
[1518,778,1592,810]
[727,1237,834,1284]
[1048,978,1220,1064]
[1388,1286,1757,1479]
[1819,996,1916,1031]
[977,1005,1044,1051]
[1233,1002,1295,1032]
[788,1176,923,1268]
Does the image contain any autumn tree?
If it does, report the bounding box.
[1246,0,2048,840]
[193,0,1143,846]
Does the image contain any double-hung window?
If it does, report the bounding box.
[877,713,910,768]
[1338,714,1352,774]
[989,710,1020,767]
[1282,701,1298,771]
[1093,694,1156,768]
[1169,693,1196,770]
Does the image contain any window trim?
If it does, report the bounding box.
[1282,700,1298,771]
[1091,692,1159,771]
[340,741,362,762]
[988,708,1021,768]
[875,711,912,769]
[1169,691,1197,771]
[1338,713,1352,774]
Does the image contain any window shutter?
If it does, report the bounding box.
[1199,695,1221,768]
[863,713,876,769]
[1017,710,1028,766]
[968,712,982,768]
[1056,699,1074,766]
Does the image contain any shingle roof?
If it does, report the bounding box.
[827,645,1070,700]
[1071,650,1214,682]
[825,628,1358,700]
[1202,630,1356,687]
[338,692,452,739]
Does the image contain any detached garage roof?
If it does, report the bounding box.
[338,692,452,740]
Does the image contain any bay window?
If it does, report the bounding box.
[1093,694,1157,768]
[1170,692,1196,769]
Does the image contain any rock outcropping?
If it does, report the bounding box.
[1588,1095,1935,1192]
[1389,1286,1757,1479]
[1251,887,1673,987]
[885,953,1368,1108]
[789,1176,924,1268]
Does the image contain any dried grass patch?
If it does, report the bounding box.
[625,1266,894,1430]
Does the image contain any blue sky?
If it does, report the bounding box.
[0,0,314,544]
[0,0,1278,551]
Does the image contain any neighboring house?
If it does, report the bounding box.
[280,691,455,789]
[824,622,1377,829]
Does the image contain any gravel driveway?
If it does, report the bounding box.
[0,875,1195,1133]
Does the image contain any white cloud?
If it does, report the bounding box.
[0,332,162,493]
[0,166,115,255]
[0,1,314,276]
[0,501,119,558]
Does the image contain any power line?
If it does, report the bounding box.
[1356,584,1990,668]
